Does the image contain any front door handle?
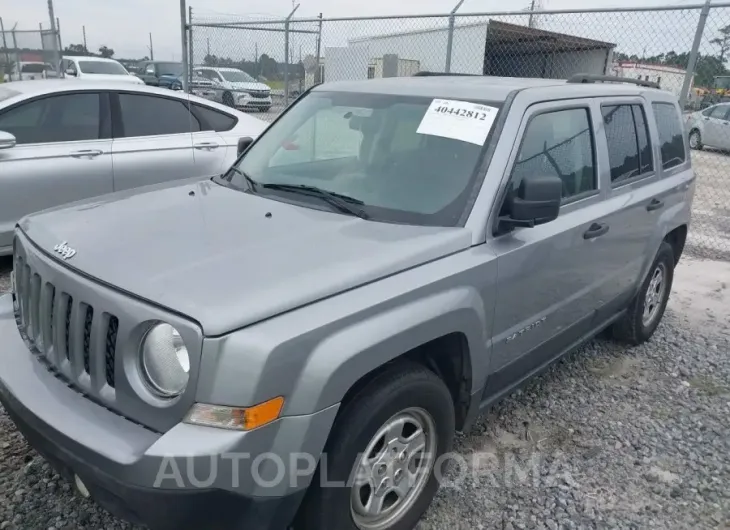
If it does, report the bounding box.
[193,142,220,150]
[646,198,665,212]
[583,222,609,240]
[70,149,103,158]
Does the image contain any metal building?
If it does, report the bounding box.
[329,20,615,81]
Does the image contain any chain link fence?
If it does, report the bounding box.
[189,3,730,260]
[0,19,62,83]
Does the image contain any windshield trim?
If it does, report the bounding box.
[217,89,509,227]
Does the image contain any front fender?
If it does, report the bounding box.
[196,250,497,418]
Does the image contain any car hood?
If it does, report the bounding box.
[226,81,270,92]
[20,179,472,336]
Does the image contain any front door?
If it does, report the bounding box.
[486,101,611,398]
[0,92,113,252]
[111,92,198,191]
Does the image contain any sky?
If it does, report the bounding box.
[1,0,716,60]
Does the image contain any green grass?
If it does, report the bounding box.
[266,80,285,90]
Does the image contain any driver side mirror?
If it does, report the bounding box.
[65,68,77,77]
[501,175,562,229]
[0,131,17,150]
[237,136,254,156]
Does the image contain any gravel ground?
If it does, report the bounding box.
[0,255,728,530]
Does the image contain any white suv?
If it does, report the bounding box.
[194,66,272,112]
[62,56,144,85]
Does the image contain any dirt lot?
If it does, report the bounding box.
[0,254,728,529]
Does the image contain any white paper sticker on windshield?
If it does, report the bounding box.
[417,99,499,146]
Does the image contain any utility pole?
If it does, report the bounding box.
[47,0,61,71]
[148,32,154,60]
[255,42,259,76]
[83,25,87,51]
[207,37,211,57]
[0,18,11,82]
[528,0,536,28]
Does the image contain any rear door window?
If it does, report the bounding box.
[118,93,200,137]
[651,102,686,170]
[602,103,653,184]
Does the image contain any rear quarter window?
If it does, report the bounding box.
[651,102,686,170]
[192,104,237,132]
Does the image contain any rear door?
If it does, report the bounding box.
[704,104,730,149]
[488,100,611,393]
[0,91,113,251]
[592,99,660,320]
[110,92,198,191]
[189,102,239,175]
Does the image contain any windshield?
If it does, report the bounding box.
[78,60,128,75]
[715,77,730,90]
[156,62,184,76]
[21,63,46,73]
[220,70,256,83]
[224,91,501,226]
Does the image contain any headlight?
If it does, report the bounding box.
[141,323,190,397]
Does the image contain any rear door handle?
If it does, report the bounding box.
[583,222,609,240]
[646,198,665,212]
[70,149,103,158]
[193,142,220,150]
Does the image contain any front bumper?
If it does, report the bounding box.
[235,92,272,109]
[0,293,338,529]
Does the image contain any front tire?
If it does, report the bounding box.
[689,129,703,150]
[298,362,455,530]
[611,241,674,345]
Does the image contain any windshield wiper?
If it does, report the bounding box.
[225,166,259,191]
[262,183,369,219]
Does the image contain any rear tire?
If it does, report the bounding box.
[222,91,235,107]
[689,129,703,150]
[297,362,455,530]
[611,241,674,345]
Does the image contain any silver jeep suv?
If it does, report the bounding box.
[0,73,694,530]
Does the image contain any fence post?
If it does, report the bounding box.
[315,13,323,85]
[179,0,189,93]
[46,0,61,72]
[285,4,300,107]
[445,0,465,73]
[681,0,711,109]
[56,17,63,65]
[189,6,194,87]
[0,18,10,82]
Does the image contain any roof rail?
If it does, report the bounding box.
[413,71,480,77]
[567,73,660,89]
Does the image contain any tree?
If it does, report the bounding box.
[98,45,114,58]
[711,24,730,65]
[63,43,89,56]
[203,54,219,66]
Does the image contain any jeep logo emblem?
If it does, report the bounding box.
[54,241,77,260]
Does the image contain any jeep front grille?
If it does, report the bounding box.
[14,256,119,390]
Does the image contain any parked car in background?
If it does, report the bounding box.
[3,62,58,82]
[168,74,219,102]
[194,66,272,111]
[0,79,267,256]
[136,61,185,88]
[0,74,693,530]
[61,56,143,85]
[685,103,730,151]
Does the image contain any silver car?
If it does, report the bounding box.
[193,67,273,112]
[0,75,693,530]
[0,80,268,256]
[685,103,730,150]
